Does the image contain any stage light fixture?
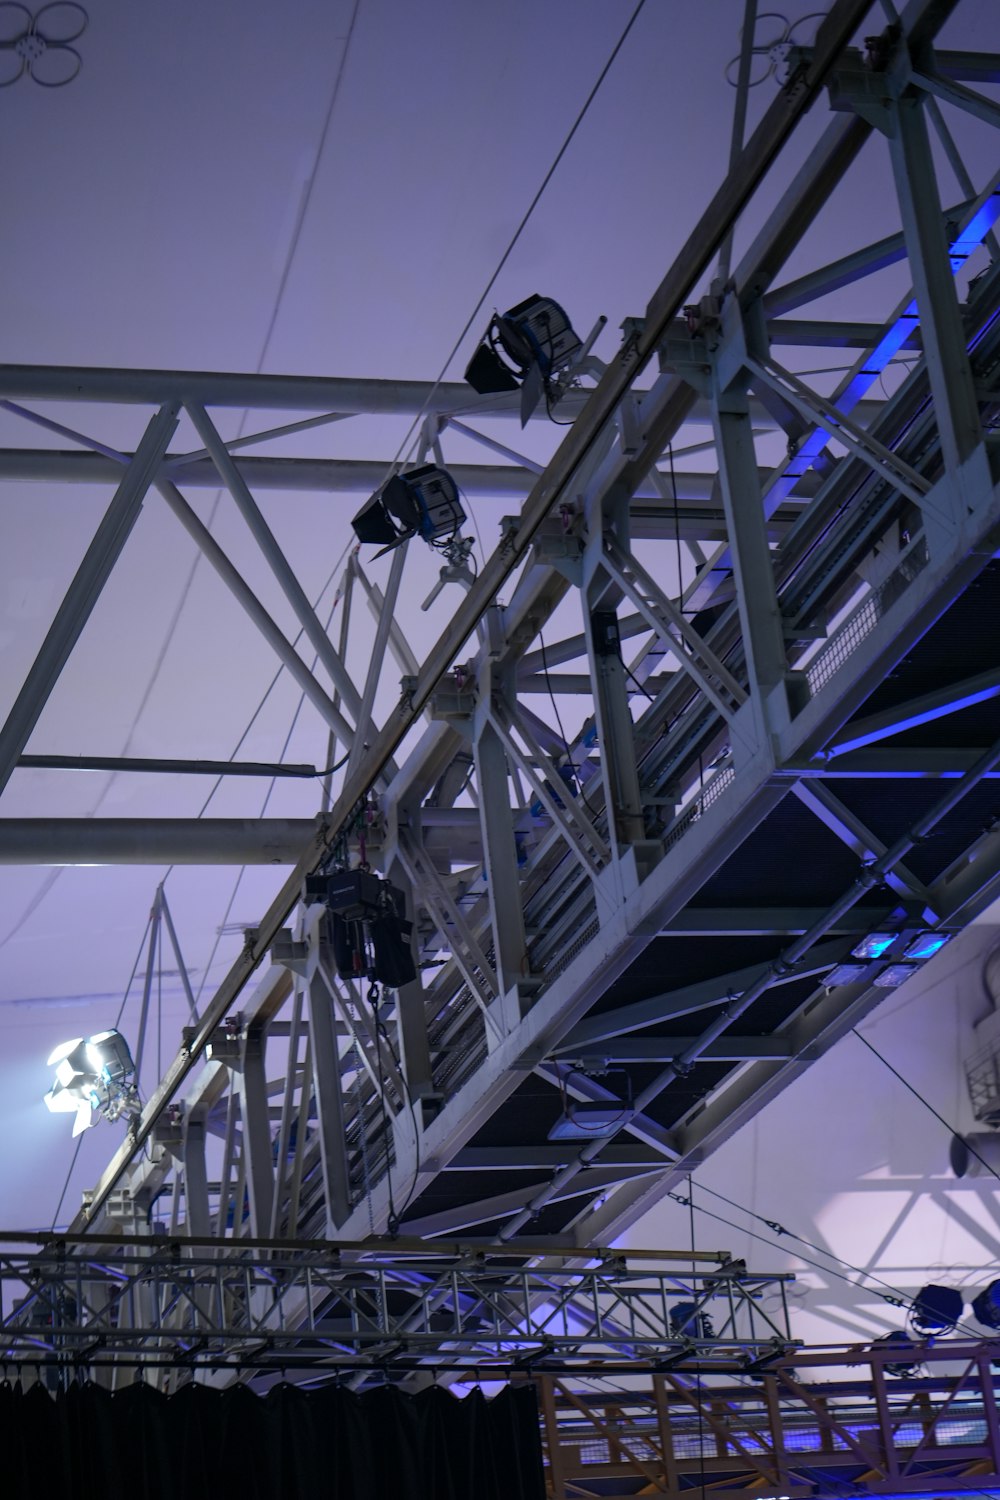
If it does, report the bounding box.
[971,1279,1000,1330]
[902,931,950,961]
[872,963,918,988]
[548,1106,624,1141]
[910,1283,963,1337]
[668,1301,714,1340]
[851,932,897,960]
[825,962,870,987]
[465,294,583,424]
[305,869,417,989]
[873,1330,919,1378]
[351,465,465,556]
[44,1029,139,1137]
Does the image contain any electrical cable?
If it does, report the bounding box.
[538,628,596,814]
[668,441,686,614]
[692,1180,916,1315]
[371,1000,424,1225]
[49,1138,84,1236]
[624,663,655,702]
[668,1179,991,1345]
[851,1026,1000,1187]
[1,6,362,959]
[192,570,349,1006]
[369,983,400,1236]
[687,1177,708,1498]
[382,0,649,481]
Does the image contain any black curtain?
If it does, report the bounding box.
[0,1378,545,1500]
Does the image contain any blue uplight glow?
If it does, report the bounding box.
[903,931,950,961]
[852,932,897,960]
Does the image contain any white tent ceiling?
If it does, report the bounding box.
[1,0,999,1357]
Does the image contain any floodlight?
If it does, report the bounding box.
[44,1028,138,1137]
[548,1106,624,1141]
[351,466,465,556]
[668,1301,714,1339]
[851,932,897,960]
[872,963,918,988]
[972,1279,1000,1330]
[902,931,950,961]
[465,294,582,424]
[910,1283,963,1337]
[873,1330,919,1378]
[825,962,870,987]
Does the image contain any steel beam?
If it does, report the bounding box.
[0,403,178,800]
[826,666,1000,755]
[887,78,982,476]
[554,943,847,1053]
[0,817,320,864]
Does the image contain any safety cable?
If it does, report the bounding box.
[538,629,596,815]
[667,1181,990,1345]
[687,1178,709,1496]
[383,0,649,480]
[852,1026,1000,1187]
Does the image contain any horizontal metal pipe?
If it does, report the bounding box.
[17,754,321,779]
[0,365,880,433]
[0,448,778,499]
[0,818,321,864]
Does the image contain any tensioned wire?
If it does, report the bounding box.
[379,0,649,483]
[139,0,653,999]
[3,4,364,962]
[45,538,354,1229]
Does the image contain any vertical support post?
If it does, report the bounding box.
[473,719,532,1005]
[583,603,646,850]
[0,402,179,798]
[652,1376,680,1492]
[235,1030,275,1237]
[134,886,164,1089]
[887,87,981,476]
[385,857,436,1106]
[710,373,790,746]
[538,1377,567,1500]
[159,888,198,1024]
[761,1375,789,1491]
[347,542,407,777]
[977,1355,1000,1474]
[307,963,352,1230]
[182,1116,211,1238]
[869,1357,900,1479]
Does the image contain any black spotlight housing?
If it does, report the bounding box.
[972,1279,1000,1330]
[910,1283,963,1337]
[873,1330,920,1378]
[351,465,465,555]
[305,869,418,989]
[465,294,582,424]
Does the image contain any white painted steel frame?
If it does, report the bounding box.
[0,0,998,1318]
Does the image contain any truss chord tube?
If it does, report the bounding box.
[68,0,901,1230]
[498,728,1000,1239]
[155,477,361,750]
[186,401,364,720]
[0,402,178,800]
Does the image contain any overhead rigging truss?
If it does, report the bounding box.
[0,1237,794,1377]
[3,0,1000,1280]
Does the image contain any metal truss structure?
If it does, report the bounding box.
[0,1238,794,1378]
[4,0,1000,1338]
[538,1341,1000,1499]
